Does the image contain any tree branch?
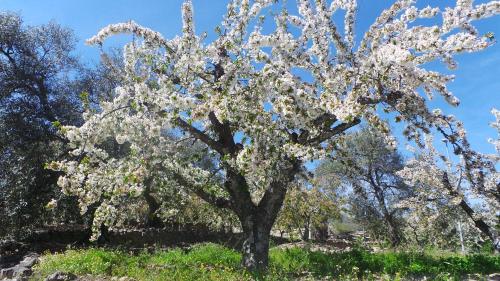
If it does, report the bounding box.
[207,111,242,156]
[172,173,232,209]
[308,118,361,145]
[442,172,498,248]
[174,117,225,155]
[257,160,301,229]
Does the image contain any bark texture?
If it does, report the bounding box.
[240,214,272,270]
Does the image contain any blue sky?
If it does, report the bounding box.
[2,0,499,155]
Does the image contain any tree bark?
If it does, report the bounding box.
[232,162,298,271]
[240,214,272,271]
[143,190,162,227]
[235,180,291,271]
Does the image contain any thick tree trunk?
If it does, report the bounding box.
[96,223,110,245]
[233,172,294,271]
[240,214,272,271]
[236,179,292,271]
[176,108,306,270]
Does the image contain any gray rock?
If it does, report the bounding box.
[489,273,500,281]
[15,266,32,277]
[0,253,39,280]
[18,253,39,268]
[0,267,15,279]
[44,271,78,281]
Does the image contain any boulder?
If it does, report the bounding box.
[0,253,39,280]
[44,271,78,281]
[489,273,500,281]
[0,267,15,279]
[19,253,39,268]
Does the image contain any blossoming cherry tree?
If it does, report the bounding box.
[51,0,500,269]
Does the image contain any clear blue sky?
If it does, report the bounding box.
[2,0,499,154]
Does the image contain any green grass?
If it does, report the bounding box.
[31,243,500,281]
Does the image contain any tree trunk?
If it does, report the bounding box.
[385,215,401,247]
[314,218,329,242]
[302,217,310,241]
[236,179,292,272]
[234,172,294,271]
[143,187,162,227]
[368,173,402,247]
[96,223,110,245]
[240,214,271,272]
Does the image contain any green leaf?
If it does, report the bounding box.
[51,120,61,129]
[81,156,91,166]
[130,100,138,110]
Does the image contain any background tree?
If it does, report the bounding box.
[274,182,340,241]
[316,128,412,246]
[51,0,500,270]
[0,12,82,238]
[398,188,485,251]
[398,125,499,251]
[0,12,124,239]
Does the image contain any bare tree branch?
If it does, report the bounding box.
[174,117,225,155]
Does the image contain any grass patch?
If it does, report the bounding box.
[33,244,247,281]
[268,247,499,280]
[32,243,500,280]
